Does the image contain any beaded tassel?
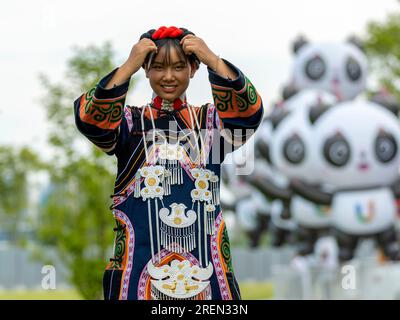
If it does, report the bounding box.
[197,201,202,267]
[148,200,155,263]
[166,159,183,186]
[211,181,220,205]
[203,204,208,266]
[160,223,196,253]
[163,170,171,196]
[207,209,216,235]
[134,171,141,198]
[155,199,161,263]
[180,166,183,184]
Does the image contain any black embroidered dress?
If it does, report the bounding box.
[74,59,263,300]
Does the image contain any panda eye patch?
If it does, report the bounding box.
[324,134,350,167]
[283,135,305,164]
[375,132,397,163]
[305,55,326,81]
[346,56,362,82]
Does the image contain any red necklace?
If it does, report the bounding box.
[151,95,187,112]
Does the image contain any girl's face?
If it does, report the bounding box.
[146,45,196,101]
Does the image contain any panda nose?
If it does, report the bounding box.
[331,76,342,100]
[360,150,367,159]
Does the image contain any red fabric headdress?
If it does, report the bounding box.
[152,26,183,40]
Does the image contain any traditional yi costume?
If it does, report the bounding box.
[74,34,263,300]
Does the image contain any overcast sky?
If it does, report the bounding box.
[2,0,399,159]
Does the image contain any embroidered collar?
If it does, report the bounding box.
[151,93,187,113]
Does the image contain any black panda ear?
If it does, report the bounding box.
[347,35,365,53]
[370,90,400,116]
[292,34,308,54]
[309,104,330,124]
[282,84,298,101]
[268,108,290,129]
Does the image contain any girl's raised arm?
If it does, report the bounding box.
[73,68,131,155]
[73,39,157,156]
[105,38,157,89]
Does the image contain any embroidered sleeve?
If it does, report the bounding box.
[208,59,264,150]
[73,68,131,155]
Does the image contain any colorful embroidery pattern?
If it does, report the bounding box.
[109,219,127,269]
[221,226,234,273]
[212,88,234,113]
[79,87,125,130]
[211,78,261,119]
[210,212,232,300]
[237,77,258,103]
[124,106,134,132]
[236,95,249,112]
[113,209,135,300]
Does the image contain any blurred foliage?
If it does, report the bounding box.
[0,146,45,245]
[38,42,115,157]
[35,42,128,299]
[36,156,115,299]
[364,11,400,98]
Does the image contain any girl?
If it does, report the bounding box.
[74,26,263,300]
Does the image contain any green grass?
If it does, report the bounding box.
[239,282,274,300]
[0,282,273,300]
[0,289,82,300]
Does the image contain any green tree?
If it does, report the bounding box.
[0,146,44,245]
[364,8,400,98]
[36,42,132,299]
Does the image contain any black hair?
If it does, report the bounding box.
[139,28,200,70]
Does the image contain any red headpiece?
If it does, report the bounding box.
[152,26,183,40]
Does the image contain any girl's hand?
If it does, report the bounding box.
[104,39,157,89]
[180,35,237,79]
[123,38,158,75]
[180,35,219,69]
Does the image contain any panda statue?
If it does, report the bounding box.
[247,113,295,247]
[269,89,338,255]
[291,99,400,262]
[250,89,338,255]
[283,35,368,102]
[221,139,271,249]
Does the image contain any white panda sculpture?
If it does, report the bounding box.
[292,100,400,262]
[271,89,338,182]
[269,89,337,255]
[250,89,337,254]
[222,140,271,248]
[285,37,368,102]
[248,112,296,247]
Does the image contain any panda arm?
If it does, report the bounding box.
[290,179,333,205]
[256,139,271,164]
[245,175,292,201]
[220,198,236,212]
